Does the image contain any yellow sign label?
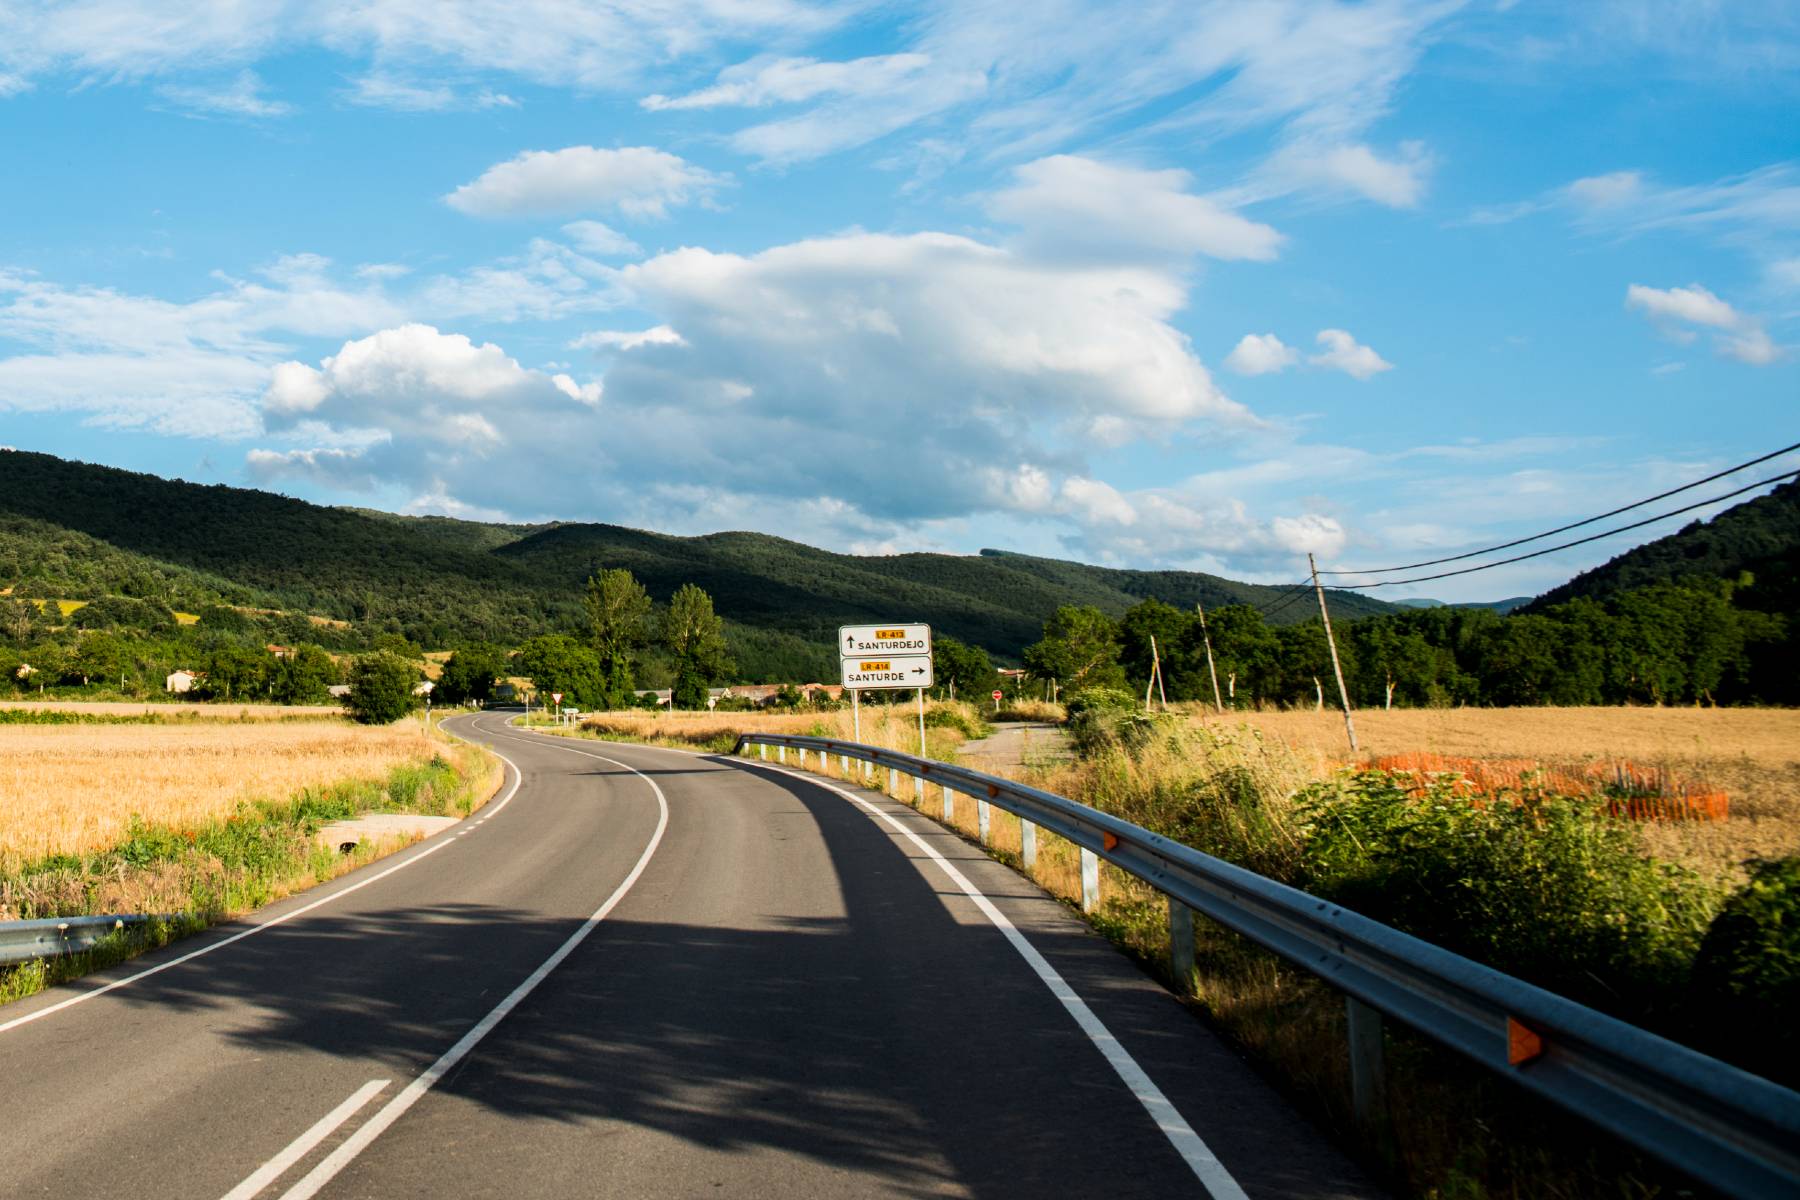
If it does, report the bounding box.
[875,628,906,639]
[860,661,890,671]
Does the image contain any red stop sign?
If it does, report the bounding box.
[991,690,1003,700]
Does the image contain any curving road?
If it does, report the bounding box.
[0,711,1379,1198]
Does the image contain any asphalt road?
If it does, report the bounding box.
[0,711,1381,1199]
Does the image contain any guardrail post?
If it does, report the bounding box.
[759,744,768,761]
[1021,819,1037,868]
[799,748,808,769]
[842,753,853,775]
[1168,900,1197,996]
[778,745,786,764]
[888,767,898,793]
[942,784,954,822]
[977,798,990,843]
[1346,996,1389,1140]
[914,776,924,805]
[1080,848,1100,913]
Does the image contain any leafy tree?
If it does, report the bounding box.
[343,651,419,724]
[202,644,272,700]
[1118,599,1196,697]
[437,643,508,705]
[1201,604,1281,707]
[516,634,603,708]
[0,596,43,645]
[931,634,1000,701]
[71,631,131,687]
[663,583,734,709]
[1022,605,1126,693]
[271,644,340,705]
[585,568,652,709]
[196,604,255,634]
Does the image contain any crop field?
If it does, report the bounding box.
[1190,705,1800,880]
[0,720,441,869]
[0,699,343,720]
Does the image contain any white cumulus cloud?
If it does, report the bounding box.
[986,155,1282,264]
[1224,333,1298,376]
[570,325,685,352]
[1310,329,1393,379]
[445,146,724,220]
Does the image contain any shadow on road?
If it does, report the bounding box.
[83,747,1369,1199]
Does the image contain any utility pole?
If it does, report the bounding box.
[1196,604,1224,713]
[1309,553,1358,752]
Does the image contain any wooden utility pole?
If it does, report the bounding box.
[1196,604,1224,713]
[1309,552,1358,752]
[1145,635,1167,711]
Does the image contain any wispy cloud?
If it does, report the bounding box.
[155,70,292,119]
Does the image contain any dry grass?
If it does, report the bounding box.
[0,699,343,719]
[0,720,442,868]
[1184,705,1800,881]
[572,703,975,758]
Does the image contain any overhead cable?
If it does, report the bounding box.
[1329,469,1799,591]
[1317,439,1800,576]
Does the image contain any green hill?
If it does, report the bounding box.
[1523,479,1800,617]
[0,450,1389,674]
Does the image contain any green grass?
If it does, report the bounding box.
[0,754,484,1007]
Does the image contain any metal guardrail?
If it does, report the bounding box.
[0,915,153,967]
[734,732,1800,1199]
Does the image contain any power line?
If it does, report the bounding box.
[1329,468,1799,591]
[1254,579,1314,619]
[1317,439,1800,576]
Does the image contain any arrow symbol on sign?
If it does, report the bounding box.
[845,634,855,648]
[912,667,925,675]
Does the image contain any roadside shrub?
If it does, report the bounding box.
[1293,770,1720,1021]
[342,652,418,725]
[1066,687,1173,757]
[923,702,988,739]
[1690,856,1800,1085]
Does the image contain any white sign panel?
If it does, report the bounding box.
[841,654,934,690]
[839,623,932,659]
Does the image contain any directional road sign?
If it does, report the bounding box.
[838,624,933,691]
[839,623,932,658]
[841,655,933,690]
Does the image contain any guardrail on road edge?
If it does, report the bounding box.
[733,732,1800,1200]
[0,915,153,968]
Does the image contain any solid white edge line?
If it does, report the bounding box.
[0,714,522,1038]
[500,726,1247,1197]
[718,744,1249,1200]
[275,746,672,1200]
[219,1078,391,1200]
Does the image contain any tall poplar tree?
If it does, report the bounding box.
[585,568,652,709]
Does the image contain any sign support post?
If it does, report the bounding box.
[852,689,861,743]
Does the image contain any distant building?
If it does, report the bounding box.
[166,670,200,694]
[327,684,351,698]
[266,644,293,659]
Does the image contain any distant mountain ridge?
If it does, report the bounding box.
[1395,596,1532,614]
[0,450,1395,669]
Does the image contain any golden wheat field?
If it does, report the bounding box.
[1189,705,1800,878]
[0,721,441,867]
[0,699,342,719]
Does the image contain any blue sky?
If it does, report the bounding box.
[0,1,1795,602]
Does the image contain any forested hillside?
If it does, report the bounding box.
[1526,479,1800,617]
[0,451,1372,677]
